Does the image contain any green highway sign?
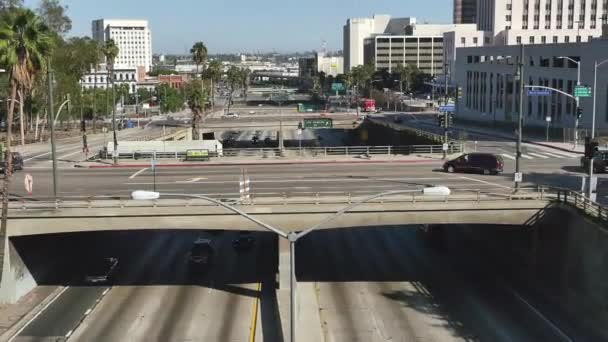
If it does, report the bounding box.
[574,85,592,98]
[303,118,333,128]
[331,83,345,92]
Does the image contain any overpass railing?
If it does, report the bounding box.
[101,144,464,160]
[8,187,548,210]
[554,189,608,226]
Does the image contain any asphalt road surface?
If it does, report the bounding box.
[10,226,592,341]
[11,230,279,342]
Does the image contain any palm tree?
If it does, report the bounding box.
[0,7,53,247]
[101,39,118,164]
[190,41,207,106]
[206,59,222,107]
[225,65,242,115]
[240,68,250,102]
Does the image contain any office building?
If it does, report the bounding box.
[298,57,316,77]
[343,15,393,71]
[477,0,606,45]
[454,0,477,24]
[366,22,478,76]
[92,19,153,72]
[454,39,608,131]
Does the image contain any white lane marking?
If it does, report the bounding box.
[456,175,512,189]
[528,153,550,159]
[176,177,208,183]
[541,152,567,158]
[65,329,73,338]
[504,285,573,342]
[521,154,534,160]
[8,286,70,342]
[84,309,92,316]
[129,168,148,179]
[57,150,84,159]
[545,150,580,158]
[501,154,516,160]
[127,177,444,186]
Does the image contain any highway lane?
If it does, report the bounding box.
[11,230,279,342]
[297,226,572,342]
[10,157,588,199]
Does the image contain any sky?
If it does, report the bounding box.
[24,0,453,54]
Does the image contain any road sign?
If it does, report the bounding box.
[439,105,455,112]
[442,143,449,151]
[303,118,333,128]
[574,85,592,97]
[24,174,33,195]
[514,172,523,183]
[527,89,551,96]
[297,129,302,135]
[546,116,552,122]
[331,83,345,92]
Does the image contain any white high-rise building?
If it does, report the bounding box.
[343,15,393,71]
[92,19,153,72]
[477,0,606,45]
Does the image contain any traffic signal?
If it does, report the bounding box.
[577,107,583,120]
[80,120,86,132]
[457,87,463,98]
[437,114,445,127]
[448,114,454,127]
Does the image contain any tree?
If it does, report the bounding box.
[158,84,184,113]
[36,0,71,36]
[225,65,242,114]
[240,68,250,102]
[184,80,206,139]
[205,59,222,106]
[0,0,22,12]
[0,7,53,258]
[101,39,119,163]
[190,41,207,103]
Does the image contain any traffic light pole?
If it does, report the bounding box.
[443,63,449,160]
[515,44,524,192]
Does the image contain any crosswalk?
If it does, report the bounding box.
[500,150,580,160]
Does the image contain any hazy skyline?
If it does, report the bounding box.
[24,0,453,54]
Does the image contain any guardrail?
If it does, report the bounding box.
[555,189,608,226]
[105,144,464,160]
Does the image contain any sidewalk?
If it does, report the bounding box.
[76,153,453,169]
[0,286,62,340]
[454,122,585,154]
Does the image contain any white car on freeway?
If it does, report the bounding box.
[223,112,239,118]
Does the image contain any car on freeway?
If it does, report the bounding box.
[188,238,214,271]
[223,112,239,118]
[443,153,504,175]
[232,231,255,251]
[0,152,24,174]
[249,110,256,114]
[84,257,118,284]
[580,150,608,173]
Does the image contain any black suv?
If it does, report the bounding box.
[444,153,504,175]
[580,151,608,173]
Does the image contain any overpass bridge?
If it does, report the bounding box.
[0,188,604,303]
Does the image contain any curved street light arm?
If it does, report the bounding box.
[54,99,70,125]
[159,193,288,238]
[557,56,580,65]
[296,189,429,240]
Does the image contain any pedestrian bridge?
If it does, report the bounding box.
[6,191,562,237]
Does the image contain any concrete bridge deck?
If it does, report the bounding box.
[6,192,554,237]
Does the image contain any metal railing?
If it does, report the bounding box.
[555,189,608,227]
[105,144,464,160]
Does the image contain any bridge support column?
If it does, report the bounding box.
[0,238,36,304]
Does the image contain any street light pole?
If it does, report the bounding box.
[558,56,581,148]
[47,57,58,199]
[443,63,449,160]
[515,44,525,192]
[591,58,608,139]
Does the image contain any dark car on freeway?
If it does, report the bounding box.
[443,153,504,175]
[0,152,24,174]
[188,238,214,272]
[232,231,255,251]
[84,257,118,284]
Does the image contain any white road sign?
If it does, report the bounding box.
[514,172,523,183]
[24,174,33,194]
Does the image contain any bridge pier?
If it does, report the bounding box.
[0,238,36,304]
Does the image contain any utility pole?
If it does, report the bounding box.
[515,44,525,192]
[47,57,58,199]
[443,63,449,160]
